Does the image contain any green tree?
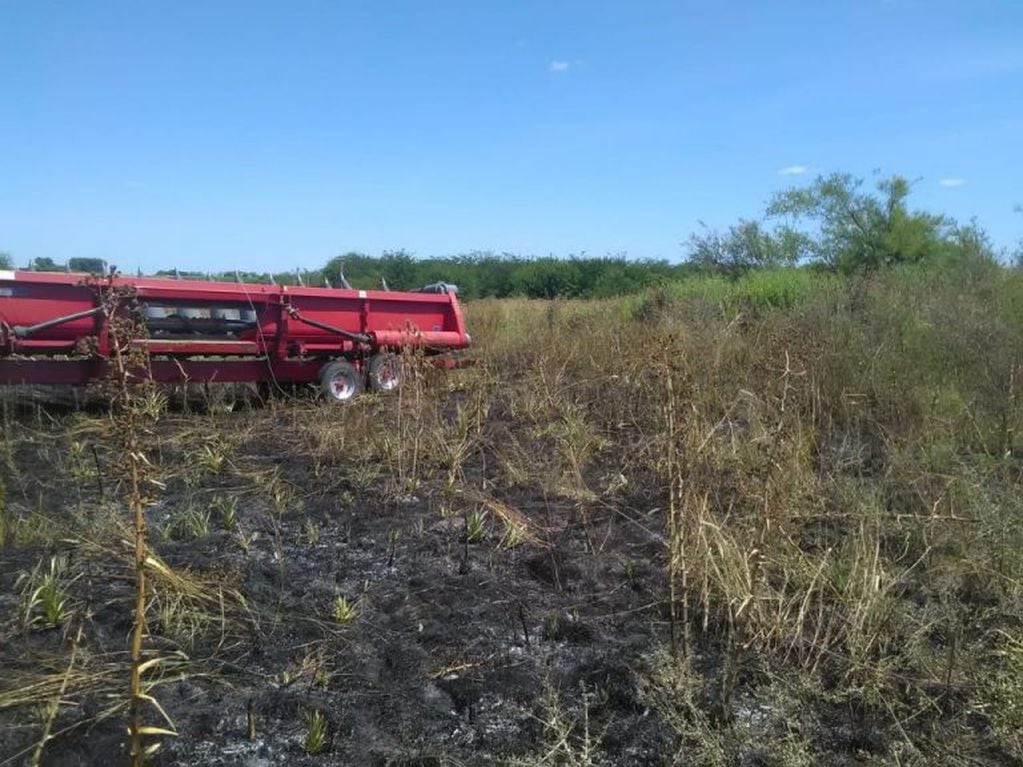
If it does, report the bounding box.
[68,257,106,274]
[471,252,520,298]
[378,249,420,290]
[31,256,64,272]
[512,258,583,298]
[686,219,808,277]
[944,220,998,266]
[767,173,951,273]
[0,252,12,269]
[323,251,372,288]
[1014,204,1023,269]
[316,250,693,299]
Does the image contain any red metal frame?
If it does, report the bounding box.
[0,270,470,387]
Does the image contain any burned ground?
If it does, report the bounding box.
[1,382,680,766]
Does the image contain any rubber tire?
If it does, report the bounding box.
[366,353,402,394]
[319,359,364,403]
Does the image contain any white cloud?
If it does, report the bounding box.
[777,165,808,176]
[939,177,966,188]
[549,60,570,73]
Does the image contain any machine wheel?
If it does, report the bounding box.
[366,353,402,394]
[319,359,364,403]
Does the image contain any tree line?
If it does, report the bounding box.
[151,252,693,299]
[4,173,1020,298]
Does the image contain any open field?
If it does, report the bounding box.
[2,262,1023,765]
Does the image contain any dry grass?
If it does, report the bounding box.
[468,264,1023,763]
[0,262,1021,763]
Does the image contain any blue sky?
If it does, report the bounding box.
[1,0,1021,273]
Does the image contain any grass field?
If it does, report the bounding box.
[2,262,1022,765]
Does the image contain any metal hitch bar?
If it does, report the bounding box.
[13,306,105,338]
[284,306,371,345]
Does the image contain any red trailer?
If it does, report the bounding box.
[0,269,470,401]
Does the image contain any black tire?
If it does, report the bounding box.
[319,359,364,403]
[366,353,402,394]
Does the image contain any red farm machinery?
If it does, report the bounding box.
[0,269,471,402]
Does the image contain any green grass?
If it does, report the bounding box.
[625,266,840,318]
